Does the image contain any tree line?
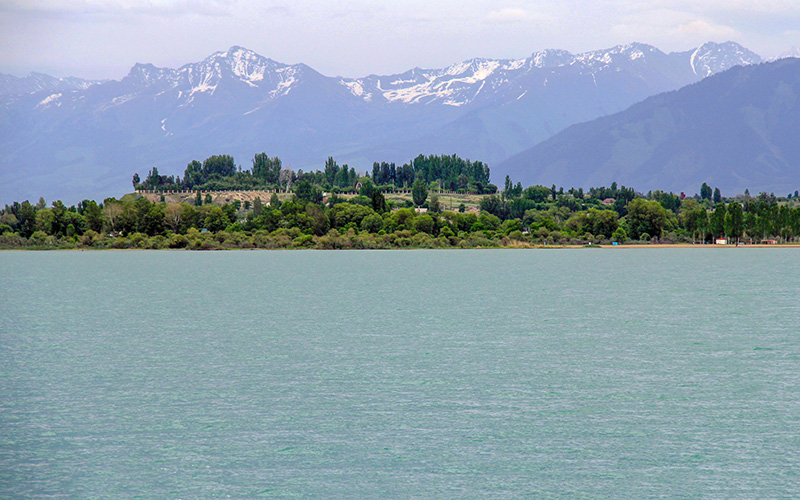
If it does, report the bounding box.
[3,158,800,249]
[133,153,497,195]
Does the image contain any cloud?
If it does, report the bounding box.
[487,8,530,23]
[676,19,739,39]
[0,0,233,19]
[686,0,800,15]
[607,6,742,49]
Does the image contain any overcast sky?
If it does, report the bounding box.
[1,0,799,80]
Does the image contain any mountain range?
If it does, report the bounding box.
[498,57,800,196]
[0,42,763,203]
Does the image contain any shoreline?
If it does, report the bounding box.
[3,243,800,252]
[598,243,800,248]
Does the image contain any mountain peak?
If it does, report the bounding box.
[770,46,800,61]
[528,48,574,68]
[206,46,279,65]
[690,41,761,77]
[191,46,291,86]
[124,62,172,85]
[498,57,800,195]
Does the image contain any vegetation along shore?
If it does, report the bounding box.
[2,153,799,250]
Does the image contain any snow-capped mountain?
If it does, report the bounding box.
[769,47,800,61]
[119,46,307,105]
[0,41,762,203]
[686,41,761,77]
[0,72,102,97]
[337,42,760,108]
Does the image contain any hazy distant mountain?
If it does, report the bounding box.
[497,58,800,196]
[0,42,761,203]
[0,72,102,97]
[340,42,762,164]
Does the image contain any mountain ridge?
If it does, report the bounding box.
[1,41,763,203]
[496,58,800,196]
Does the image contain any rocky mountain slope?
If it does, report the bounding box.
[497,58,800,195]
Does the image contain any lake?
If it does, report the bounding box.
[1,249,799,498]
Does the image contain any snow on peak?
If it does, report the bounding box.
[46,41,767,114]
[341,79,372,101]
[269,67,300,98]
[576,43,660,68]
[442,59,500,80]
[36,92,62,109]
[127,63,172,83]
[529,49,574,68]
[503,58,527,71]
[770,47,800,61]
[690,41,761,77]
[218,46,280,84]
[189,46,277,86]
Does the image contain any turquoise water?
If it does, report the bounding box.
[1,249,799,499]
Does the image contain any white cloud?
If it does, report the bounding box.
[1,0,796,80]
[681,0,800,15]
[0,0,233,18]
[676,19,739,39]
[487,8,530,23]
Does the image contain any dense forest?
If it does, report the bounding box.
[133,153,495,194]
[2,153,799,250]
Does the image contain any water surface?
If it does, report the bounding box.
[1,249,799,498]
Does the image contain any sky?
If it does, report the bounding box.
[1,0,799,80]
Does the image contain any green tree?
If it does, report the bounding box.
[142,204,165,236]
[359,178,376,198]
[203,155,236,178]
[412,178,428,207]
[294,180,323,204]
[82,200,104,233]
[360,213,384,233]
[710,203,726,239]
[371,190,387,214]
[679,199,706,243]
[428,193,440,213]
[700,182,712,201]
[586,208,618,238]
[50,201,68,236]
[252,153,281,184]
[626,198,669,241]
[329,203,376,229]
[414,214,436,235]
[184,160,204,188]
[306,203,329,236]
[523,185,551,203]
[479,195,507,219]
[724,202,744,245]
[16,201,37,238]
[269,193,281,210]
[743,202,758,241]
[203,206,229,232]
[503,175,513,200]
[324,157,340,186]
[132,173,140,189]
